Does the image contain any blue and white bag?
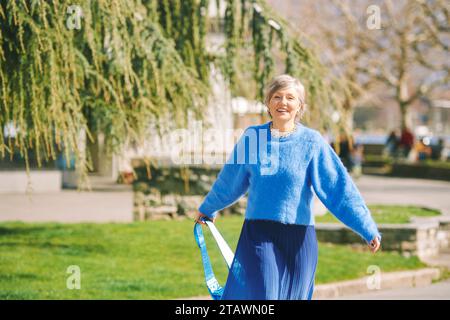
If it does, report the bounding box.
[193,218,234,300]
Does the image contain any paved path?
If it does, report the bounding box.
[0,190,134,223]
[330,279,450,300]
[355,175,450,216]
[186,279,450,301]
[0,175,448,223]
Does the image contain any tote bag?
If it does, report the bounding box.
[193,218,234,300]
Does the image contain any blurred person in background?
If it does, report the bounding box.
[351,143,364,179]
[431,138,445,161]
[385,130,399,158]
[399,126,415,159]
[414,138,432,162]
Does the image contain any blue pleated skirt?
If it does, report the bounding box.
[221,219,318,300]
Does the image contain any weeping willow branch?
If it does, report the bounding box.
[217,0,346,132]
[0,0,209,185]
[0,0,345,186]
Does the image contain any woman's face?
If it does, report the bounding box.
[268,86,302,122]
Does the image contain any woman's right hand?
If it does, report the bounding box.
[368,236,381,253]
[194,211,216,224]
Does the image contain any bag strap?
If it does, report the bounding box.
[193,218,235,300]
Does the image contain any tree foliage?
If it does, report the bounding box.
[0,0,342,178]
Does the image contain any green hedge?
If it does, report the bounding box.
[361,157,450,181]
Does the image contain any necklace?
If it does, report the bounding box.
[270,122,297,138]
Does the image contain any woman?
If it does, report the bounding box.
[195,74,381,300]
[385,130,399,158]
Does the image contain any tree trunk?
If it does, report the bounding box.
[399,101,408,129]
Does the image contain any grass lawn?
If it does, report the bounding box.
[0,215,426,299]
[315,205,441,224]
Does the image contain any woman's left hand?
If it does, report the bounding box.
[368,236,381,253]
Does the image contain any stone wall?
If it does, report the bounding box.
[132,163,247,221]
[315,217,450,259]
[133,163,222,195]
[133,191,247,221]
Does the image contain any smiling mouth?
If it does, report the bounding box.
[276,108,289,114]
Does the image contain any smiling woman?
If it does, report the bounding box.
[265,74,307,134]
[195,74,381,301]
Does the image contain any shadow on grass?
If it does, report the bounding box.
[0,241,108,256]
[0,273,44,281]
[0,226,49,236]
[0,291,39,300]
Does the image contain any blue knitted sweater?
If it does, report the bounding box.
[198,121,381,244]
